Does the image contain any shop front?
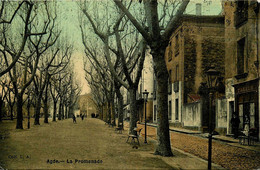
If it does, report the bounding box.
[233,79,259,139]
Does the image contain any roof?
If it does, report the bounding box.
[188,94,201,103]
[170,14,225,37]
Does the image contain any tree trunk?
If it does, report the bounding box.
[103,104,107,122]
[52,101,57,121]
[16,93,23,129]
[68,105,73,118]
[10,106,13,120]
[34,95,41,125]
[108,101,111,124]
[129,88,138,134]
[61,104,64,119]
[58,100,62,120]
[111,97,116,126]
[116,89,124,128]
[44,82,49,123]
[152,50,173,156]
[27,102,30,129]
[43,100,48,123]
[100,105,103,120]
[65,106,68,119]
[0,98,3,122]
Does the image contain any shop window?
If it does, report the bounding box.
[237,38,245,75]
[235,0,248,27]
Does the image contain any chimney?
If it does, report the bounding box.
[196,3,202,16]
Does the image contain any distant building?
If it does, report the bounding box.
[79,93,97,117]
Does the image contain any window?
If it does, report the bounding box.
[175,65,179,82]
[175,34,179,56]
[175,99,179,120]
[153,78,157,100]
[237,38,245,75]
[139,81,142,98]
[168,70,172,94]
[169,101,172,120]
[235,0,248,27]
[168,42,172,62]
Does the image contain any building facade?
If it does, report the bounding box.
[79,93,97,117]
[224,0,259,139]
[165,14,225,130]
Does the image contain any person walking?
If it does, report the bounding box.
[231,112,240,138]
[73,115,77,123]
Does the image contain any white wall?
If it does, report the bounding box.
[183,102,202,127]
[216,98,227,128]
[225,78,235,134]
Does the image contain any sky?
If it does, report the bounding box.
[57,0,223,95]
[57,1,89,94]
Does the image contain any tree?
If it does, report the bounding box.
[0,1,43,77]
[0,77,16,120]
[114,0,190,156]
[79,1,147,133]
[5,1,60,129]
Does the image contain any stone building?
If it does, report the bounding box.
[223,0,259,139]
[165,14,225,130]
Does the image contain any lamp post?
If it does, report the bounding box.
[205,66,221,170]
[143,89,149,144]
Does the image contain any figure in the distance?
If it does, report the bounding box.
[231,112,240,139]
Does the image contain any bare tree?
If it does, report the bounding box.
[5,1,60,129]
[0,1,46,77]
[79,1,147,134]
[0,77,16,120]
[114,0,189,156]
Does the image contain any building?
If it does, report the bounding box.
[138,49,154,123]
[123,48,154,123]
[79,93,97,117]
[224,0,259,139]
[164,13,225,130]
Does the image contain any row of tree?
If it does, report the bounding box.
[0,1,80,129]
[79,0,190,157]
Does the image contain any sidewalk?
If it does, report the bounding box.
[141,122,260,153]
[123,121,225,170]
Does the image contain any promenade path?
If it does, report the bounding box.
[0,118,221,169]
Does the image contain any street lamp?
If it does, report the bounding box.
[205,66,222,170]
[143,89,149,144]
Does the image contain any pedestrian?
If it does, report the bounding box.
[231,112,240,138]
[73,114,77,123]
[81,114,84,121]
[243,115,250,136]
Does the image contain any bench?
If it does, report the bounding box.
[126,127,142,145]
[115,123,123,133]
[238,135,257,146]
